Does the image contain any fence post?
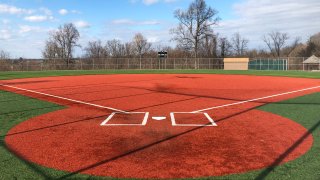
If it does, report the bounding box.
[259,58,261,70]
[139,58,142,69]
[11,59,14,71]
[194,58,196,69]
[165,58,167,69]
[116,58,119,69]
[54,58,56,70]
[128,58,130,69]
[173,58,175,69]
[80,58,83,70]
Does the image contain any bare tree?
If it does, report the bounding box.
[132,33,151,59]
[282,37,301,57]
[42,39,60,59]
[171,0,220,57]
[307,32,320,56]
[231,32,249,56]
[218,37,232,58]
[299,33,320,57]
[0,49,10,60]
[106,39,127,57]
[43,23,80,67]
[263,31,289,57]
[124,42,135,57]
[0,49,11,71]
[197,31,218,58]
[84,40,107,58]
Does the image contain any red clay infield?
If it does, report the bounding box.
[1,74,320,178]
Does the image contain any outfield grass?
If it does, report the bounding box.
[0,69,320,80]
[0,90,319,179]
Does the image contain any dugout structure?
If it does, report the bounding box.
[303,55,320,71]
[224,58,249,70]
[249,59,288,70]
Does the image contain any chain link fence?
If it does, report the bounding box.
[0,57,318,71]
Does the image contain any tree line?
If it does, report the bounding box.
[1,0,320,63]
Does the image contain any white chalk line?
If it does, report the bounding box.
[192,85,320,113]
[1,83,320,116]
[1,84,127,113]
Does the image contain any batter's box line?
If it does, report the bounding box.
[170,112,217,127]
[100,112,149,126]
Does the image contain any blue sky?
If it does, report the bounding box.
[1,0,320,58]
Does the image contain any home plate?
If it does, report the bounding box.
[152,116,166,121]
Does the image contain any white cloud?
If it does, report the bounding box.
[18,25,45,34]
[0,3,33,15]
[130,0,178,5]
[0,29,11,40]
[112,19,161,25]
[59,9,68,15]
[59,9,81,15]
[147,36,160,43]
[39,7,52,16]
[24,15,54,22]
[216,0,320,48]
[71,10,81,14]
[143,0,159,5]
[1,19,10,24]
[74,20,91,28]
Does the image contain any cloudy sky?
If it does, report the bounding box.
[0,0,319,58]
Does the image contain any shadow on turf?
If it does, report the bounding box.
[255,119,320,180]
[2,101,318,179]
[1,96,201,138]
[3,80,58,85]
[1,102,263,180]
[2,87,319,179]
[54,104,317,179]
[0,93,199,118]
[2,85,319,115]
[0,139,52,179]
[2,76,175,92]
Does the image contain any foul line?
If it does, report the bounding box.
[0,84,127,113]
[192,85,320,113]
[1,83,319,115]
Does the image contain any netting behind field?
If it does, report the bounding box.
[249,59,288,70]
[0,57,317,71]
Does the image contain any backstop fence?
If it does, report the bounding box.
[0,57,318,71]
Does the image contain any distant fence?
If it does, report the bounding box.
[0,57,317,71]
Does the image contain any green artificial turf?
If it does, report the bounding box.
[214,92,320,180]
[0,90,319,179]
[0,70,320,80]
[0,91,104,179]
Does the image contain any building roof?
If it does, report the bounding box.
[224,58,249,63]
[303,55,320,64]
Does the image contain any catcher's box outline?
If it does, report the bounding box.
[100,112,217,127]
[170,112,217,127]
[100,112,149,126]
[1,83,319,126]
